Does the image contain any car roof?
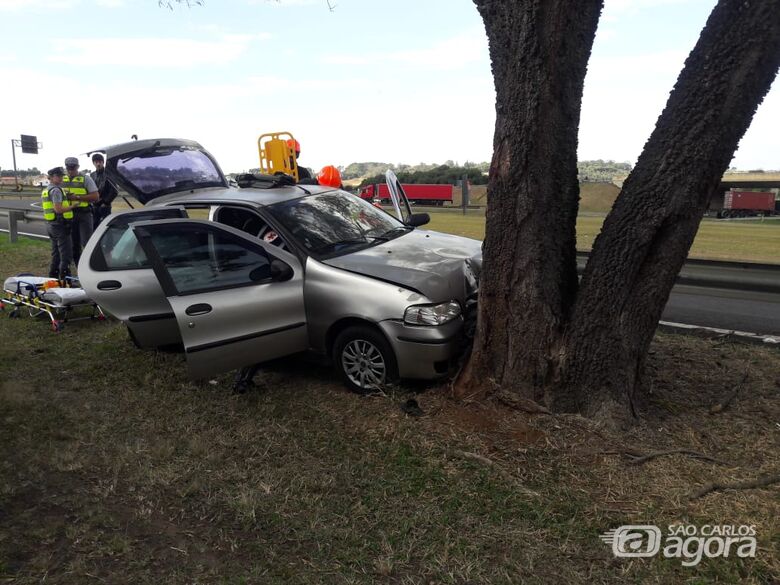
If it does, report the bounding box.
[152,183,341,207]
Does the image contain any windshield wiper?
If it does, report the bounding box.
[315,238,370,254]
[372,225,413,241]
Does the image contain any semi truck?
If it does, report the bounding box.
[359,183,453,206]
[720,190,777,218]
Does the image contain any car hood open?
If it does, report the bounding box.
[323,229,482,302]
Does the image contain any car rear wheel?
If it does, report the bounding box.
[333,325,398,394]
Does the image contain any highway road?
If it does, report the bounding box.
[1,199,779,337]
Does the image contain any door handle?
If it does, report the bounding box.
[185,303,212,316]
[97,280,122,291]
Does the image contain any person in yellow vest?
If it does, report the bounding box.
[42,167,80,280]
[63,156,100,266]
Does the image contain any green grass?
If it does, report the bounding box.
[1,239,778,584]
[425,212,780,263]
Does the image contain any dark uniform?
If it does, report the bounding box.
[91,155,117,227]
[41,167,74,280]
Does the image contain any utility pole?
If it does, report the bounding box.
[461,175,469,215]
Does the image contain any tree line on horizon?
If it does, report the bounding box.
[349,159,637,186]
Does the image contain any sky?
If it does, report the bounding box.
[0,0,777,175]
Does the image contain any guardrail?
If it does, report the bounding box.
[0,207,46,242]
[1,200,778,294]
[574,252,780,295]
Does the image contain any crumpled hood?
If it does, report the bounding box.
[323,229,482,302]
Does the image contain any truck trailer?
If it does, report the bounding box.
[720,190,777,218]
[359,183,453,206]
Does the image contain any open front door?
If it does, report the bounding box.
[385,169,413,223]
[131,219,308,380]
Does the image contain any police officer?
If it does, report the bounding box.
[42,167,79,280]
[90,153,117,227]
[63,156,100,265]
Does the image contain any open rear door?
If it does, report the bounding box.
[78,206,189,348]
[132,218,308,379]
[385,170,413,223]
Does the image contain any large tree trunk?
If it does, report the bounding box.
[560,0,780,418]
[459,0,780,421]
[457,0,603,401]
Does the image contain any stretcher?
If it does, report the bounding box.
[1,274,105,332]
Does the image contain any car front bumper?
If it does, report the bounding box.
[379,317,464,380]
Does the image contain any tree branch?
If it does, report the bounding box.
[625,449,730,466]
[690,473,780,500]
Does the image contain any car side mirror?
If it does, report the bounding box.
[406,213,430,227]
[269,259,294,282]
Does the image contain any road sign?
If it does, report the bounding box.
[20,135,38,154]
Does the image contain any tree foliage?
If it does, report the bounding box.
[359,165,488,187]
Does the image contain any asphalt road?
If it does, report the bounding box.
[1,202,778,337]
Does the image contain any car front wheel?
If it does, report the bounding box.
[333,325,398,394]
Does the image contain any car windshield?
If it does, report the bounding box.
[116,146,224,195]
[267,191,409,257]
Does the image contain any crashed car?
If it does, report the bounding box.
[78,139,481,392]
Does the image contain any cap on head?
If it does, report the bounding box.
[91,153,104,163]
[317,165,342,188]
[286,138,301,154]
[64,157,79,167]
[48,166,65,177]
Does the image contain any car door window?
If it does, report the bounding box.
[91,208,187,271]
[144,223,275,295]
[212,205,289,250]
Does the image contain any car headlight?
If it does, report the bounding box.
[404,301,461,326]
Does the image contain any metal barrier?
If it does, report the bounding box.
[0,206,47,242]
[0,199,777,293]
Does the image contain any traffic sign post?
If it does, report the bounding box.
[9,135,42,192]
[20,135,38,154]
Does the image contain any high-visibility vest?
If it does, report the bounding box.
[63,174,89,208]
[41,187,74,221]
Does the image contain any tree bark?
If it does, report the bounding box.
[560,0,780,418]
[456,0,603,401]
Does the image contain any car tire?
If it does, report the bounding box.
[333,325,398,394]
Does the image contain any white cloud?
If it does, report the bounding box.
[322,31,488,71]
[95,0,124,7]
[247,0,323,6]
[47,34,268,67]
[603,0,713,20]
[0,0,75,10]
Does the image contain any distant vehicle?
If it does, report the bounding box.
[78,139,481,393]
[359,183,453,206]
[720,190,777,218]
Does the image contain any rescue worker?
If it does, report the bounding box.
[42,167,80,280]
[63,156,100,266]
[90,153,117,227]
[286,138,313,180]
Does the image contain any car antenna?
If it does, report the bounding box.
[295,185,311,195]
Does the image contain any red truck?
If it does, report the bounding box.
[721,190,777,218]
[359,183,453,206]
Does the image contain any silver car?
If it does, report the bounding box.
[78,139,481,392]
